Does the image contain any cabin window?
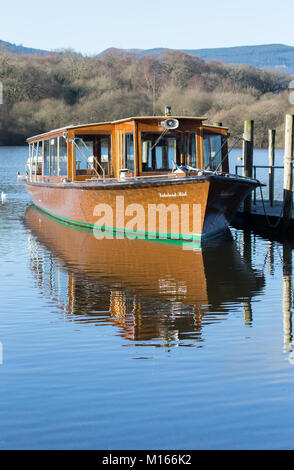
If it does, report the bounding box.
[100,136,111,173]
[189,133,197,167]
[125,133,134,171]
[44,138,58,176]
[37,141,43,174]
[203,134,222,171]
[96,135,112,176]
[101,138,108,164]
[51,138,58,176]
[141,133,177,171]
[183,132,197,167]
[75,140,94,171]
[28,141,43,175]
[44,140,49,175]
[74,134,112,176]
[59,136,67,176]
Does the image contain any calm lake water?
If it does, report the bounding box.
[1,146,294,450]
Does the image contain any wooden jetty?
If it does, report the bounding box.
[233,200,294,235]
[232,114,294,237]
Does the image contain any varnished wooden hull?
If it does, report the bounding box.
[25,175,258,242]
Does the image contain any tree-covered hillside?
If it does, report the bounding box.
[0,48,292,146]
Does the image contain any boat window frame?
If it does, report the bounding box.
[140,130,198,172]
[28,140,43,179]
[74,133,113,177]
[125,132,134,172]
[58,135,68,176]
[203,132,223,171]
[140,131,179,172]
[43,137,58,176]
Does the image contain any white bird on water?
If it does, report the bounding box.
[1,192,7,203]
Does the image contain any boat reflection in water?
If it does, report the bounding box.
[24,205,265,347]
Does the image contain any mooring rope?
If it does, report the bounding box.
[258,183,286,229]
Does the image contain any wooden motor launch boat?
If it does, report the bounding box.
[23,108,260,242]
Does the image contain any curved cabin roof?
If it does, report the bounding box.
[26,115,228,143]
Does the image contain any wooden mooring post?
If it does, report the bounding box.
[268,129,276,207]
[283,114,294,230]
[283,243,292,350]
[242,231,253,324]
[242,120,254,214]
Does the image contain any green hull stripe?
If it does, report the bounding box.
[32,204,203,242]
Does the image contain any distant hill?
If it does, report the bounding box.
[1,39,294,74]
[99,44,294,75]
[0,39,49,55]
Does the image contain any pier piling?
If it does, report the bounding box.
[282,243,292,349]
[268,129,276,207]
[282,114,294,230]
[242,120,254,215]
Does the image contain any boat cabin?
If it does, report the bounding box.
[26,113,229,182]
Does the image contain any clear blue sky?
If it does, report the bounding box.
[1,0,294,54]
